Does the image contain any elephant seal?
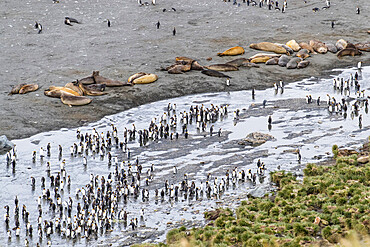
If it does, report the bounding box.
[296,49,310,59]
[286,57,302,69]
[309,40,328,54]
[205,64,238,71]
[9,83,27,95]
[93,71,132,86]
[265,57,279,65]
[325,43,338,53]
[250,56,272,63]
[79,74,96,85]
[61,95,92,107]
[217,46,245,56]
[132,73,158,84]
[249,53,280,60]
[297,60,310,69]
[65,81,84,96]
[337,48,362,58]
[175,56,194,63]
[84,83,106,92]
[18,84,39,94]
[225,58,249,67]
[46,86,81,96]
[191,61,204,70]
[249,42,287,54]
[278,55,290,67]
[355,42,370,52]
[280,44,294,55]
[335,39,347,51]
[167,63,191,74]
[299,42,315,54]
[128,72,147,83]
[78,81,107,95]
[286,40,301,52]
[201,69,231,78]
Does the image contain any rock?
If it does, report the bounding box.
[0,135,14,154]
[357,156,369,164]
[248,184,270,198]
[239,132,276,146]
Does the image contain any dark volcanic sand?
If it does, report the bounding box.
[0,0,369,140]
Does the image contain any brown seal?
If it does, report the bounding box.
[225,58,249,67]
[265,57,279,65]
[18,84,39,94]
[93,71,132,87]
[9,83,27,95]
[205,64,238,71]
[61,95,92,107]
[355,42,370,52]
[249,42,287,54]
[309,40,328,54]
[337,48,362,58]
[217,46,245,56]
[296,49,310,59]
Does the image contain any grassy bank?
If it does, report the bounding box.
[134,142,370,247]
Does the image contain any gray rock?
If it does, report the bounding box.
[248,184,270,198]
[0,135,14,154]
[238,132,276,146]
[278,55,290,67]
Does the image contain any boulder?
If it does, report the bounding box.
[0,135,14,154]
[238,132,276,146]
[357,156,369,164]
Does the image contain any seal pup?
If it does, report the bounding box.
[201,69,231,78]
[286,57,302,69]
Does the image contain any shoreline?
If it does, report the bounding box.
[1,0,369,141]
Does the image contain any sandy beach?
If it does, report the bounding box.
[0,0,369,140]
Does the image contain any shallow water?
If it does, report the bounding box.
[1,65,369,246]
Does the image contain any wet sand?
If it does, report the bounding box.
[0,0,369,140]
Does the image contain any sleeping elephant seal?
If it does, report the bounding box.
[128,72,147,83]
[249,42,287,54]
[355,42,370,52]
[132,73,158,84]
[265,57,279,65]
[175,56,194,63]
[79,74,96,85]
[201,69,231,78]
[205,64,239,71]
[18,84,39,94]
[325,43,338,53]
[167,63,191,74]
[61,95,92,107]
[299,42,315,54]
[77,81,107,95]
[297,60,310,69]
[286,40,301,52]
[309,40,327,54]
[9,83,27,95]
[296,49,310,59]
[65,81,84,96]
[191,61,204,70]
[337,48,362,58]
[93,71,132,86]
[225,58,249,67]
[286,57,302,69]
[217,46,245,56]
[335,39,347,51]
[250,56,273,63]
[45,86,81,96]
[278,55,290,67]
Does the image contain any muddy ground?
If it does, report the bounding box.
[0,0,369,140]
